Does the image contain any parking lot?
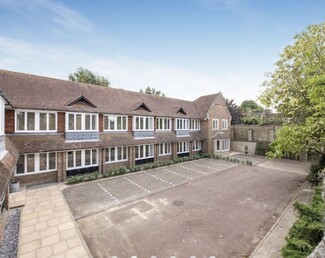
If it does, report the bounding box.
[63,157,307,257]
[63,158,239,219]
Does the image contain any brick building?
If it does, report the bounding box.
[0,69,231,188]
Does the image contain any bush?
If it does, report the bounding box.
[282,186,325,258]
[66,172,102,184]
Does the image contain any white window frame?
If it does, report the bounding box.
[222,119,228,130]
[0,96,4,136]
[190,119,200,131]
[158,143,171,156]
[156,117,172,131]
[15,109,57,133]
[66,149,98,169]
[15,152,57,176]
[104,115,128,131]
[66,112,98,132]
[212,119,219,130]
[175,118,189,130]
[177,141,189,154]
[135,144,154,160]
[133,116,154,131]
[192,140,201,151]
[215,139,230,152]
[105,146,128,163]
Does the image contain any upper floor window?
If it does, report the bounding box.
[175,118,189,130]
[16,110,57,132]
[190,119,200,131]
[135,144,154,160]
[16,152,56,175]
[133,116,154,131]
[222,119,228,130]
[177,141,189,154]
[158,143,171,156]
[212,119,219,130]
[105,146,128,163]
[104,115,127,131]
[67,149,98,169]
[192,140,201,151]
[156,117,171,131]
[66,112,98,132]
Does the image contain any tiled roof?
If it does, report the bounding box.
[0,138,19,202]
[193,93,219,117]
[7,132,204,153]
[0,69,209,118]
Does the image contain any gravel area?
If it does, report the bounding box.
[0,209,20,258]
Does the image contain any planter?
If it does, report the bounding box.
[10,182,20,193]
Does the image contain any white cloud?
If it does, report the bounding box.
[0,36,263,104]
[0,0,93,33]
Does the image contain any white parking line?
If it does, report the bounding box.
[143,171,176,186]
[176,164,209,175]
[123,177,151,193]
[191,162,220,171]
[97,183,120,203]
[163,168,193,180]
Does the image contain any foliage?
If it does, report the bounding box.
[140,86,165,96]
[282,186,325,258]
[260,22,325,157]
[226,98,243,125]
[69,67,110,87]
[255,142,270,156]
[66,172,102,184]
[240,100,263,115]
[240,117,261,125]
[306,156,325,185]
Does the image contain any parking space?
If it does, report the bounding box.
[63,158,240,219]
[76,160,306,257]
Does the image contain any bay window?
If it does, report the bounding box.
[15,110,57,132]
[104,115,128,131]
[133,116,154,131]
[175,118,189,130]
[66,113,98,131]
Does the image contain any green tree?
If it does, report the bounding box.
[226,99,243,125]
[259,22,325,157]
[140,86,165,96]
[69,67,110,87]
[240,100,263,115]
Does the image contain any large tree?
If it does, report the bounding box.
[140,86,165,96]
[260,22,325,157]
[226,99,243,125]
[240,100,263,115]
[69,67,110,87]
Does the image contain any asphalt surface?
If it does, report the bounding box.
[65,158,306,258]
[63,158,239,219]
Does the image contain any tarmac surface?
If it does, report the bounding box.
[64,158,307,258]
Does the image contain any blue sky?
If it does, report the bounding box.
[0,0,324,104]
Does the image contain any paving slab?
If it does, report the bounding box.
[18,184,90,258]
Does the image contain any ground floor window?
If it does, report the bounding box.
[105,146,128,163]
[67,149,98,169]
[158,143,171,156]
[214,139,230,152]
[16,152,56,175]
[192,140,201,151]
[135,144,154,160]
[177,141,189,154]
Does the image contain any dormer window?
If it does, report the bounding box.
[133,116,154,131]
[190,119,200,131]
[15,110,57,132]
[156,117,171,131]
[175,118,189,130]
[66,112,98,132]
[104,115,127,131]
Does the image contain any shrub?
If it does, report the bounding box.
[66,172,102,184]
[282,186,325,258]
